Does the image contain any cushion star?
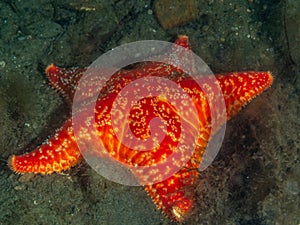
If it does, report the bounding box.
[8,36,273,222]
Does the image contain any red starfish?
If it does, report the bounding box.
[8,36,273,221]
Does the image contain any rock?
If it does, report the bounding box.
[154,0,198,29]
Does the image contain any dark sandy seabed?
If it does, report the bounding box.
[0,0,299,225]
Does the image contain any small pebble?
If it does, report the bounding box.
[0,60,6,68]
[14,184,26,191]
[18,173,35,183]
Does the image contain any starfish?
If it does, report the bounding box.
[8,36,273,221]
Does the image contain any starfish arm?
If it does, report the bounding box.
[46,64,85,105]
[145,169,198,222]
[217,71,273,119]
[174,35,191,50]
[8,119,82,174]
